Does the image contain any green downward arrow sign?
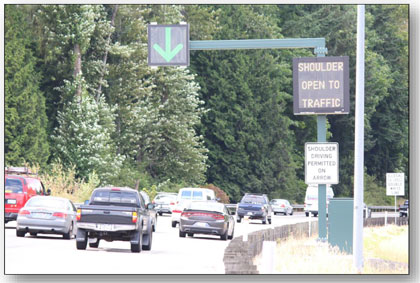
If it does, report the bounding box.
[153,27,184,62]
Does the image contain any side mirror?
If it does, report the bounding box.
[147,203,155,210]
[46,189,51,196]
[216,198,221,202]
[229,210,235,216]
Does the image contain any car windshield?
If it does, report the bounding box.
[242,196,265,204]
[91,190,138,206]
[188,202,224,213]
[26,198,67,209]
[5,178,23,193]
[155,194,176,201]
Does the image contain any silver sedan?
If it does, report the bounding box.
[270,199,294,215]
[179,201,235,240]
[16,196,77,239]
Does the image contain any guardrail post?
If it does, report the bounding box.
[385,211,388,226]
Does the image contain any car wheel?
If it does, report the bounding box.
[305,212,309,217]
[76,229,88,250]
[131,231,142,253]
[290,210,294,216]
[16,230,26,237]
[171,221,177,228]
[228,228,234,240]
[237,217,242,223]
[30,232,37,236]
[220,228,228,240]
[188,233,194,237]
[89,238,100,248]
[179,230,186,238]
[142,229,153,251]
[76,238,87,250]
[63,222,73,240]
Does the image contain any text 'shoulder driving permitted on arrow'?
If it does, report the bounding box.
[148,24,189,66]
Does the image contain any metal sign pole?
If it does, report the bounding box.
[353,4,365,273]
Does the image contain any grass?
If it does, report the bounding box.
[273,225,408,274]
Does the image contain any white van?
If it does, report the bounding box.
[304,184,334,217]
[171,188,216,227]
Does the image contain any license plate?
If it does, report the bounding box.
[32,213,51,219]
[194,222,209,228]
[247,212,253,215]
[97,224,112,231]
[6,199,16,204]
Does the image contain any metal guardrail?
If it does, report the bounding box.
[225,203,396,213]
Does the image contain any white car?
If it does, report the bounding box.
[304,185,334,217]
[171,188,217,228]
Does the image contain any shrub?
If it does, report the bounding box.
[202,184,230,203]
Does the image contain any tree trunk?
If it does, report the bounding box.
[73,43,82,98]
[96,4,119,100]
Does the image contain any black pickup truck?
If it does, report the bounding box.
[399,200,409,217]
[75,187,154,253]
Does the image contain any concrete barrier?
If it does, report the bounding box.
[223,221,318,274]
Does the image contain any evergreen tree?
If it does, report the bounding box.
[5,5,50,166]
[52,91,123,184]
[190,5,304,202]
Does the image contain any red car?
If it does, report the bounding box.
[5,167,50,223]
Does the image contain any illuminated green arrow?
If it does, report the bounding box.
[153,27,184,62]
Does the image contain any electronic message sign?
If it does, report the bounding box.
[293,56,349,115]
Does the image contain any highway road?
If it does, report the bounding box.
[5,212,312,274]
[4,211,398,274]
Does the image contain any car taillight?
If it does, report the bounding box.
[211,213,225,220]
[304,203,306,208]
[76,209,81,221]
[53,212,67,218]
[181,212,192,218]
[170,202,175,205]
[19,210,30,215]
[173,210,182,213]
[132,212,138,223]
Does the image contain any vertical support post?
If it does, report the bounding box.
[395,196,397,224]
[315,47,327,241]
[353,4,365,273]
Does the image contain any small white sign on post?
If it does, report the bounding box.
[386,173,405,196]
[305,142,339,184]
[386,172,405,224]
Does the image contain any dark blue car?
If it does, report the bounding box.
[236,194,272,224]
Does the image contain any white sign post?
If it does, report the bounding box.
[305,142,339,184]
[386,173,405,224]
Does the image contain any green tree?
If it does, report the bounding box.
[190,5,304,202]
[5,5,50,166]
[52,92,123,184]
[105,5,209,185]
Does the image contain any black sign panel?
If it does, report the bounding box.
[293,56,349,115]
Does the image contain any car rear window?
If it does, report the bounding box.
[181,190,192,199]
[188,202,224,213]
[91,190,139,206]
[26,198,67,209]
[241,196,265,204]
[192,191,203,200]
[5,178,23,193]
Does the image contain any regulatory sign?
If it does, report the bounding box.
[293,56,349,115]
[148,24,189,66]
[305,142,339,184]
[386,173,405,196]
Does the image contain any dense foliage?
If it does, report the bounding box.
[4,5,408,205]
